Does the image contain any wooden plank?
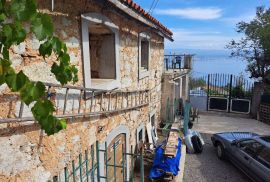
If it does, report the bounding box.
[164,123,179,157]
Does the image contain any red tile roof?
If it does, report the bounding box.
[118,0,173,38]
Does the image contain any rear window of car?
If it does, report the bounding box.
[257,147,270,169]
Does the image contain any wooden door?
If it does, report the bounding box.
[107,134,125,182]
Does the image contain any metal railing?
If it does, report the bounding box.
[53,141,145,182]
[0,82,150,123]
[164,54,193,72]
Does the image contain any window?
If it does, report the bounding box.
[138,33,150,79]
[257,147,270,169]
[81,13,120,90]
[141,39,149,70]
[89,25,115,80]
[136,123,145,144]
[239,139,263,157]
[138,130,143,142]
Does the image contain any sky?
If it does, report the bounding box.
[133,0,270,53]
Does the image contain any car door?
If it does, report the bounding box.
[232,139,263,177]
[250,146,270,181]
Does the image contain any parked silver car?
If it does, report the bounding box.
[211,132,270,182]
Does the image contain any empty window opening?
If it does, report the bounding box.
[140,39,149,71]
[138,129,143,142]
[89,23,116,85]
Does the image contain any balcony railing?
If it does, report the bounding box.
[164,54,193,72]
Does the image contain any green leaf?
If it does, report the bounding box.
[3,46,9,60]
[10,0,37,21]
[59,52,70,64]
[31,99,54,120]
[39,40,52,58]
[0,13,6,22]
[14,23,26,44]
[0,59,12,85]
[71,65,78,83]
[5,71,29,92]
[51,37,63,55]
[1,23,26,47]
[31,14,53,41]
[20,81,46,105]
[41,115,67,135]
[57,119,67,130]
[2,24,13,47]
[31,100,66,135]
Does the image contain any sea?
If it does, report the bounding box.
[165,49,252,80]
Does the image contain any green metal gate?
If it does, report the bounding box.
[53,141,145,182]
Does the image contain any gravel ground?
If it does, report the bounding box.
[183,133,250,182]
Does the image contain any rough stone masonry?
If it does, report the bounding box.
[0,0,167,181]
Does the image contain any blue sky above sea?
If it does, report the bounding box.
[134,0,270,52]
[134,0,270,79]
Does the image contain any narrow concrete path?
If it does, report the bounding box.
[183,112,270,182]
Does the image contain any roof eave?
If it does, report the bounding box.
[108,0,173,41]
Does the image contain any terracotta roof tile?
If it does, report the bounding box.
[119,0,173,37]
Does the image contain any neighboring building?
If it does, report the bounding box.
[161,55,193,122]
[0,0,173,181]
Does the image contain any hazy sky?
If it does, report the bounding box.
[133,0,270,51]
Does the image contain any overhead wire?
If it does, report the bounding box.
[148,0,157,14]
[149,0,159,15]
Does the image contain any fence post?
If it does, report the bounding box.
[206,74,210,111]
[64,167,69,182]
[122,143,125,181]
[166,98,170,122]
[183,102,191,135]
[85,150,90,182]
[105,142,108,182]
[91,145,95,182]
[130,145,134,182]
[113,143,116,182]
[228,74,233,113]
[140,149,144,182]
[72,160,76,182]
[165,58,169,70]
[96,141,100,182]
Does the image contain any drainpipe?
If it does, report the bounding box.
[51,0,54,11]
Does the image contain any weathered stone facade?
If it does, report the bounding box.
[0,0,168,181]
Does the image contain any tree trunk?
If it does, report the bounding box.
[251,82,264,118]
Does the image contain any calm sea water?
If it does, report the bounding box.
[191,55,249,79]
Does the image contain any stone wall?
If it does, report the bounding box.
[0,0,164,181]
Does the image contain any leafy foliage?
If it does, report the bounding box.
[0,0,78,135]
[189,77,206,90]
[227,6,270,87]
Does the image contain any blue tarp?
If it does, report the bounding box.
[149,138,182,179]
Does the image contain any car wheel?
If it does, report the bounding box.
[191,135,203,153]
[216,143,226,160]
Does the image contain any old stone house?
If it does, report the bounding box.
[0,0,177,181]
